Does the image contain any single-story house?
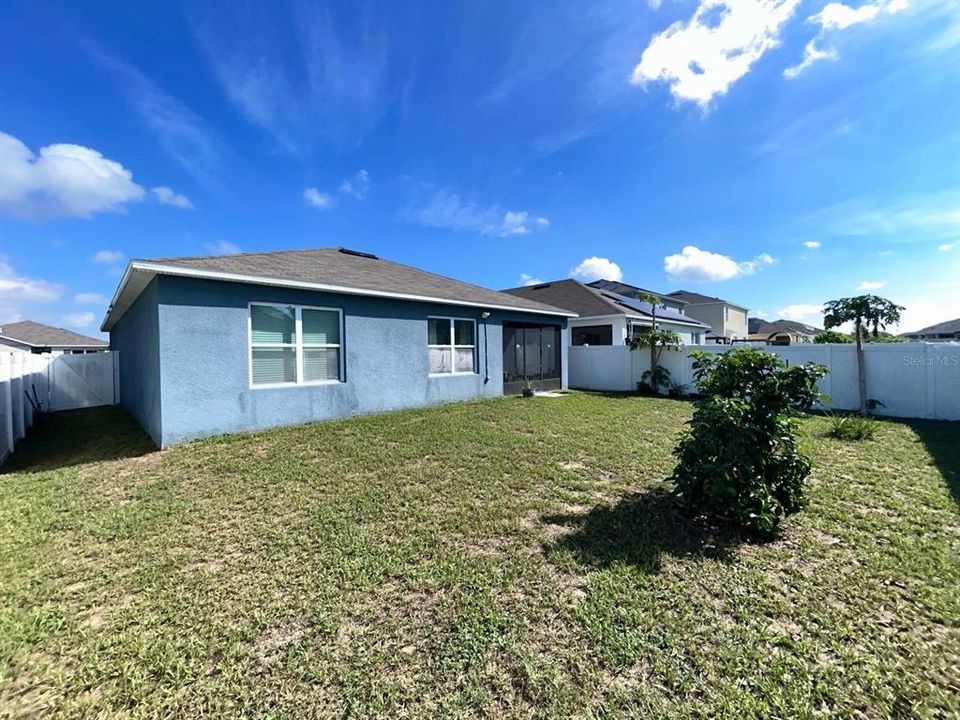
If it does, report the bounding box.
[501,279,710,346]
[667,290,749,341]
[747,318,822,345]
[103,247,575,448]
[901,317,960,342]
[0,321,108,355]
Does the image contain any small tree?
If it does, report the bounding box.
[813,330,852,344]
[823,295,904,414]
[670,348,828,538]
[628,292,680,393]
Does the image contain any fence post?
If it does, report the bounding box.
[112,351,120,405]
[0,354,11,461]
[11,353,24,442]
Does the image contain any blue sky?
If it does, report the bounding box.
[1,0,958,337]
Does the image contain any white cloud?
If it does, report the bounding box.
[778,303,823,323]
[631,0,802,107]
[857,280,886,290]
[663,245,775,282]
[74,293,108,305]
[61,311,96,329]
[339,169,369,199]
[303,187,335,210]
[151,186,193,209]
[897,282,960,334]
[786,0,910,78]
[87,46,224,180]
[202,240,242,255]
[520,273,544,286]
[193,3,387,153]
[0,261,63,302]
[783,40,838,78]
[0,131,145,220]
[754,309,770,318]
[571,256,623,282]
[806,188,960,240]
[91,250,124,264]
[407,190,550,237]
[816,0,907,31]
[938,243,955,252]
[803,240,822,248]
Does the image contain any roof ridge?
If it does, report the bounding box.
[143,246,342,264]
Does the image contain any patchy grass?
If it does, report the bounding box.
[0,395,957,718]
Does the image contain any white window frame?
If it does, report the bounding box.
[248,302,344,389]
[427,316,477,376]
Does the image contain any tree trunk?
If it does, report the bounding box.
[649,305,658,392]
[855,319,867,414]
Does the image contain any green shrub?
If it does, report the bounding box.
[826,413,879,441]
[638,366,671,395]
[670,348,828,538]
[813,330,852,344]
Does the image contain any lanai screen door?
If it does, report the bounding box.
[502,323,561,394]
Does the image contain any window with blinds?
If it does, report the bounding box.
[427,317,475,375]
[250,304,343,386]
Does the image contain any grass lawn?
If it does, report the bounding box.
[1,395,958,718]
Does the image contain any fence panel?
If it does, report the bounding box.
[48,352,118,412]
[0,350,119,465]
[569,342,960,421]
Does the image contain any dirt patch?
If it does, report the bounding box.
[559,461,585,471]
[81,593,135,630]
[183,558,226,574]
[255,622,306,663]
[459,536,510,558]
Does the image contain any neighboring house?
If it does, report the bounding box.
[585,279,688,313]
[501,279,710,346]
[747,318,823,345]
[103,247,575,448]
[667,290,749,342]
[901,317,960,341]
[0,321,107,355]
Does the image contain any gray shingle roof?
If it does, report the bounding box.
[0,321,107,348]
[103,248,574,331]
[748,318,823,336]
[502,279,709,328]
[668,290,748,310]
[902,317,960,337]
[587,279,688,305]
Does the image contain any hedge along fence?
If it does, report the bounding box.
[568,342,960,421]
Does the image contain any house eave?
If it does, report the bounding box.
[101,261,578,331]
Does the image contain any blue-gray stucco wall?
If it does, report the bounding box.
[138,275,567,447]
[109,278,162,445]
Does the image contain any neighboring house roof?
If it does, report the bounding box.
[748,318,823,336]
[902,317,960,338]
[585,279,687,305]
[102,247,576,332]
[0,320,107,348]
[501,279,710,329]
[668,290,749,311]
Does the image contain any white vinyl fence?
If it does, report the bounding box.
[0,351,119,463]
[569,342,960,421]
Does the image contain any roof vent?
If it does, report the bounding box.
[338,247,378,260]
[531,283,552,289]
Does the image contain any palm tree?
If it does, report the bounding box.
[823,295,905,414]
[628,292,679,392]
